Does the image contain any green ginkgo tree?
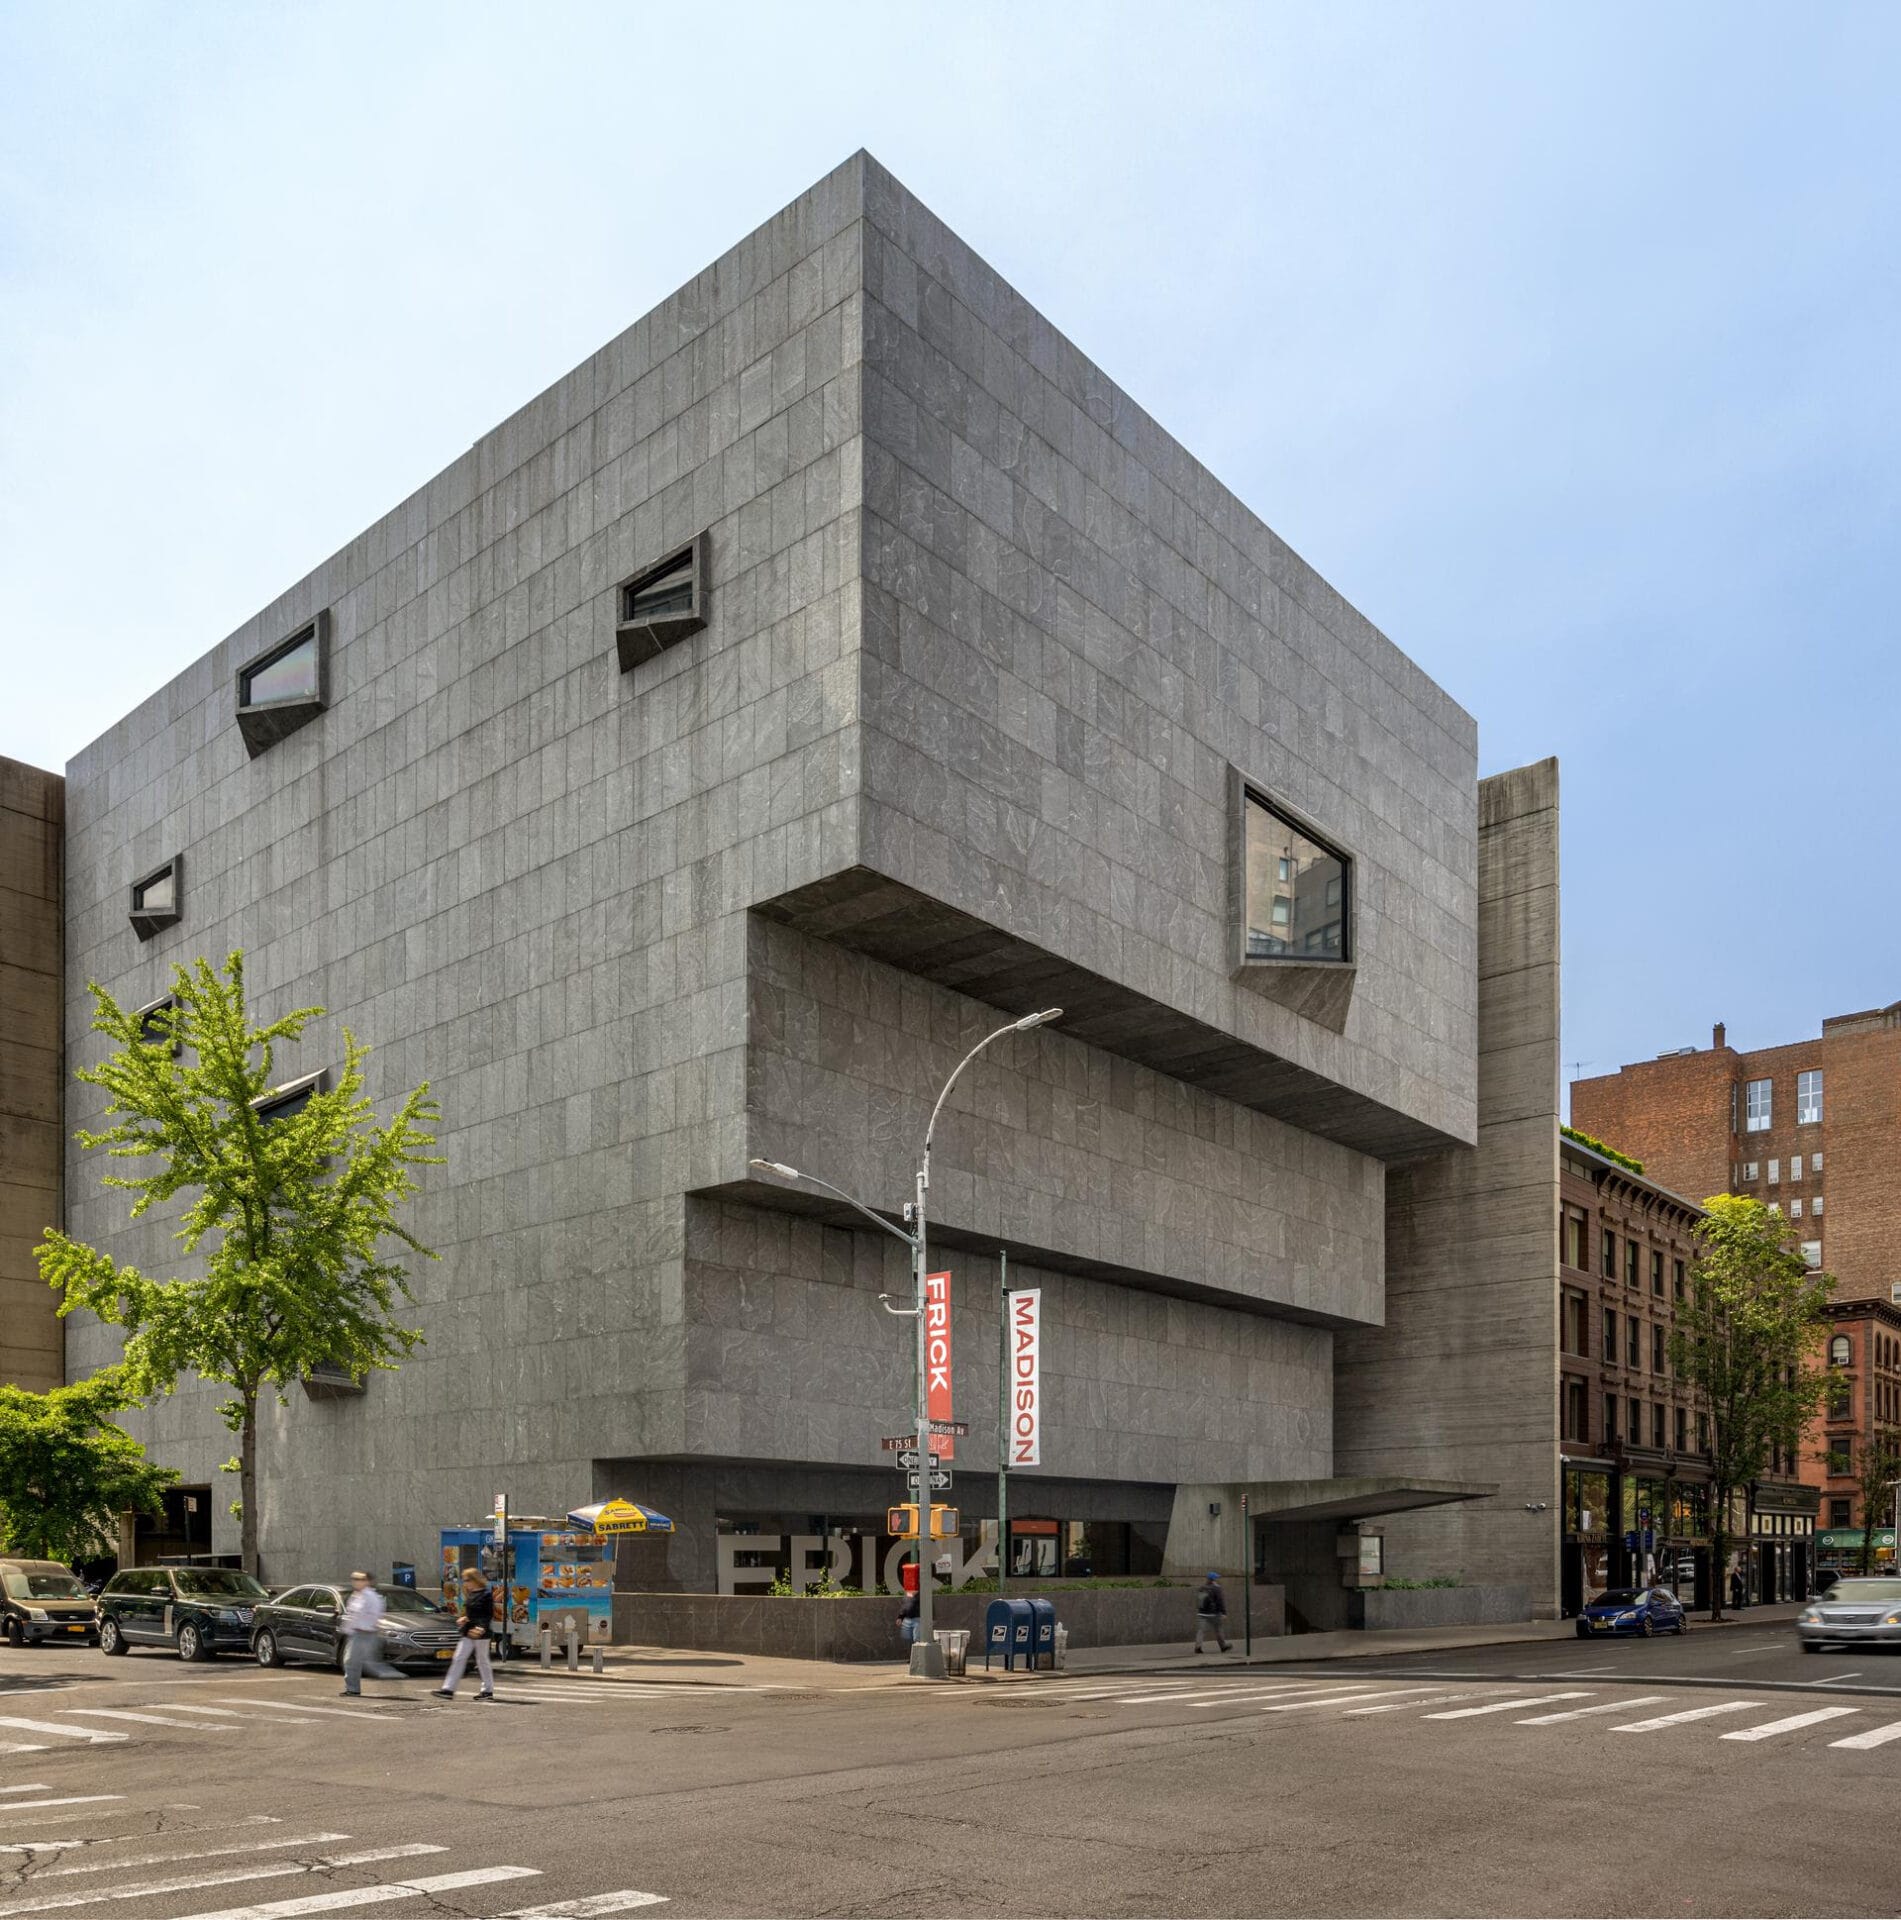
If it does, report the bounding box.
[37,953,441,1578]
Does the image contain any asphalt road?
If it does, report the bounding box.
[0,1626,1895,1919]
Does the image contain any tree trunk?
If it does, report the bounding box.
[240,1389,259,1579]
[1708,1497,1727,1622]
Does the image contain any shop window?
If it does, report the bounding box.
[236,613,329,756]
[129,855,183,942]
[1241,790,1350,963]
[616,534,708,670]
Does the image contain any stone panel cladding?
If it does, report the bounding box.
[847,156,1478,1160]
[737,915,1383,1325]
[60,161,874,1578]
[678,1200,1332,1508]
[1332,760,1562,1614]
[0,758,63,1392]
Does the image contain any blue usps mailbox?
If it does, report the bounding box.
[984,1598,1034,1671]
[1026,1597,1057,1670]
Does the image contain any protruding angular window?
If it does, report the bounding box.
[236,612,329,756]
[129,856,183,941]
[252,1068,328,1123]
[616,534,707,670]
[1242,792,1349,962]
[136,994,181,1056]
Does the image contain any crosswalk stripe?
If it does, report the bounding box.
[0,1845,444,1917]
[495,1895,670,1917]
[1829,1719,1901,1751]
[37,1834,353,1880]
[0,1748,48,1757]
[1181,1686,1372,1708]
[57,1709,231,1730]
[1344,1692,1482,1715]
[0,1817,285,1858]
[212,1699,387,1720]
[1612,1701,1762,1733]
[1424,1693,1591,1720]
[1260,1686,1445,1714]
[0,1797,124,1814]
[1117,1682,1370,1706]
[1721,1707,1860,1743]
[161,1707,326,1726]
[1517,1697,1666,1725]
[0,1788,49,1796]
[0,1720,124,1746]
[173,1863,541,1920]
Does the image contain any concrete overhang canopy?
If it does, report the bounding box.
[1233,1478,1499,1524]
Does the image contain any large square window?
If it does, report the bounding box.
[616,534,708,670]
[1242,793,1349,962]
[129,856,183,941]
[1797,1069,1822,1125]
[1744,1078,1772,1132]
[236,612,329,756]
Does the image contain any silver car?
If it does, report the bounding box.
[1797,1578,1901,1652]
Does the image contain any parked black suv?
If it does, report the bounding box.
[251,1583,461,1672]
[97,1566,270,1661]
[0,1560,98,1646]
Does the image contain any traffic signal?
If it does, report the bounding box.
[887,1504,920,1538]
[928,1504,960,1540]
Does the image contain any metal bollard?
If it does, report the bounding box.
[591,1645,605,1675]
[538,1623,551,1670]
[565,1624,578,1672]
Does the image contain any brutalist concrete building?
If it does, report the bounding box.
[56,154,1562,1621]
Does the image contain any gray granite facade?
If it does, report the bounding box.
[58,154,1531,1602]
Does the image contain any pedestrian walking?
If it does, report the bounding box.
[897,1586,920,1652]
[436,1568,496,1700]
[1728,1567,1746,1612]
[1194,1570,1231,1654]
[339,1570,405,1696]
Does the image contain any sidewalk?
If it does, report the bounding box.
[518,1602,1809,1690]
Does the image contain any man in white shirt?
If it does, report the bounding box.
[340,1571,405,1696]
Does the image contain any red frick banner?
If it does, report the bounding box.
[925,1269,953,1459]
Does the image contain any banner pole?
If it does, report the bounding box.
[998,1250,1009,1599]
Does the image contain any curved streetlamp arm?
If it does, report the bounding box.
[747,1159,916,1250]
[920,1007,1064,1177]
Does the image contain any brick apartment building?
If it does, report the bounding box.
[1558,1130,1815,1614]
[1572,1008,1901,1570]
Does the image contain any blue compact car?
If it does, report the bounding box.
[1576,1586,1689,1637]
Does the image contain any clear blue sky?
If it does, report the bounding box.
[3,4,1895,1096]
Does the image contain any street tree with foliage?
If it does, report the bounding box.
[0,1368,176,1564]
[1849,1428,1901,1577]
[1671,1194,1834,1620]
[36,953,441,1578]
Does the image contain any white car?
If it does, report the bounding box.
[1797,1579,1901,1652]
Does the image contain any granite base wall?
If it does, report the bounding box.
[611,1584,1285,1661]
[1348,1584,1531,1630]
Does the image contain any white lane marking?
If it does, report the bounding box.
[0,1788,49,1796]
[1184,1686,1379,1709]
[0,1748,48,1757]
[0,1797,124,1813]
[0,1846,444,1916]
[0,1817,284,1858]
[1830,1719,1901,1751]
[1343,1692,1483,1715]
[171,1863,541,1919]
[1117,1682,1372,1706]
[57,1709,231,1730]
[1815,1672,1862,1684]
[0,1720,124,1745]
[1612,1700,1763,1732]
[1424,1693,1591,1720]
[38,1834,352,1879]
[495,1896,671,1917]
[203,1699,385,1721]
[1261,1686,1448,1714]
[160,1706,325,1726]
[1517,1696,1667,1725]
[1721,1706,1861,1743]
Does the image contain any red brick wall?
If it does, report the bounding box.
[1570,1048,1737,1207]
[1822,1018,1901,1306]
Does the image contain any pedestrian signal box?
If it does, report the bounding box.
[887,1503,921,1538]
[929,1504,960,1540]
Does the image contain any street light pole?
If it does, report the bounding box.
[750,1003,1061,1682]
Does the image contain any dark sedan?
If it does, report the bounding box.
[1576,1586,1689,1637]
[251,1583,461,1671]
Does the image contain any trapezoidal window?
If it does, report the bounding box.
[252,1068,328,1123]
[129,855,183,941]
[616,534,707,671]
[135,993,182,1056]
[236,611,329,756]
[1243,792,1349,962]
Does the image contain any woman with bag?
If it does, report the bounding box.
[436,1568,497,1700]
